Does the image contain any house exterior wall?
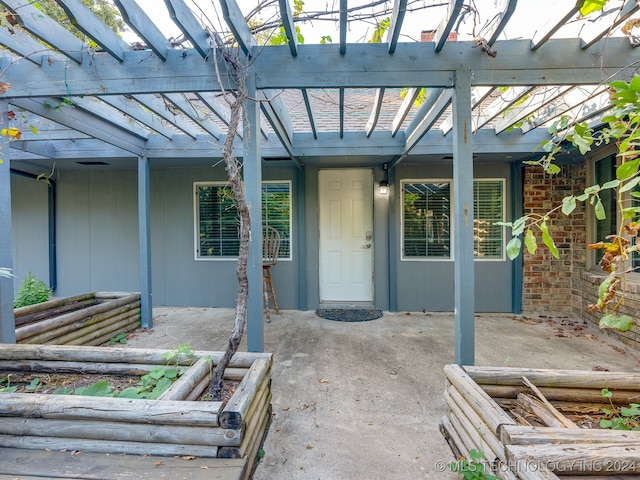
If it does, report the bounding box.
[12,161,513,313]
[521,164,587,315]
[10,174,49,291]
[392,162,513,312]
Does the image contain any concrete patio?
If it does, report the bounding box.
[124,307,640,480]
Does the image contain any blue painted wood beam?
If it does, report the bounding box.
[279,0,299,56]
[580,0,639,49]
[10,98,146,155]
[391,87,421,137]
[2,39,639,98]
[164,0,211,59]
[395,88,452,165]
[244,73,264,353]
[494,86,572,134]
[473,86,533,132]
[365,88,385,138]
[164,93,222,139]
[301,89,317,139]
[484,0,518,46]
[114,0,172,60]
[69,96,151,140]
[8,140,56,158]
[339,87,345,139]
[132,94,200,139]
[195,92,242,140]
[339,0,347,55]
[510,161,523,314]
[0,101,15,343]
[257,89,303,168]
[219,0,254,57]
[10,125,555,162]
[98,95,175,140]
[0,27,50,64]
[433,0,464,52]
[440,87,493,135]
[138,156,153,329]
[295,168,307,309]
[386,0,408,54]
[452,66,474,366]
[0,0,84,63]
[531,0,584,51]
[56,0,131,62]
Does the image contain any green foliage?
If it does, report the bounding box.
[580,0,610,17]
[600,388,640,430]
[368,17,390,44]
[0,374,17,393]
[13,272,51,308]
[108,331,128,345]
[448,449,498,479]
[501,76,640,331]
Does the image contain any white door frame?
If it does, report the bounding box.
[318,168,374,305]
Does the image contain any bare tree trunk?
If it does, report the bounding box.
[209,50,250,401]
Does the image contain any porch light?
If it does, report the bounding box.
[379,163,389,195]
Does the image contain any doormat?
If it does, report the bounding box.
[315,308,383,322]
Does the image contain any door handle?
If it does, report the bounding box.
[362,243,372,249]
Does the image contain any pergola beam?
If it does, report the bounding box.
[494,86,572,134]
[531,0,584,50]
[165,0,212,58]
[98,95,176,140]
[10,98,147,155]
[386,0,408,54]
[1,39,638,98]
[580,0,639,49]
[433,0,464,52]
[279,0,299,56]
[114,0,172,60]
[0,0,84,63]
[132,94,200,139]
[164,93,222,139]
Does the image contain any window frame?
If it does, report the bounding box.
[400,178,506,262]
[193,180,293,262]
[590,153,640,276]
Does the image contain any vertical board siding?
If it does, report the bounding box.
[10,175,49,291]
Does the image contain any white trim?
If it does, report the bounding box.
[400,177,507,262]
[193,180,293,262]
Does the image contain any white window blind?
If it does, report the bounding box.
[195,181,291,259]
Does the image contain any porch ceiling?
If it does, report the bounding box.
[2,0,639,172]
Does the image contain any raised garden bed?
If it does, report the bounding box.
[0,344,272,480]
[442,364,640,479]
[14,292,141,346]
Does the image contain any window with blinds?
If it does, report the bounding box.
[195,181,292,260]
[402,179,505,260]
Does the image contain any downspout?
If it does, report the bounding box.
[9,168,57,291]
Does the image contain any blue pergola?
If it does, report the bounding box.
[1,0,639,365]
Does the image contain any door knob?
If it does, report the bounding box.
[363,243,372,249]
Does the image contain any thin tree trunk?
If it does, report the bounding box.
[209,50,250,401]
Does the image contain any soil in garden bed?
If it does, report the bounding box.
[497,398,624,429]
[0,371,239,402]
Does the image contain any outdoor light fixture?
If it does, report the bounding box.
[379,163,389,195]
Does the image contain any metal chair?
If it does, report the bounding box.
[263,226,281,321]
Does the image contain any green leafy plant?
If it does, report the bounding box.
[448,449,498,479]
[0,374,17,393]
[500,75,640,331]
[108,332,128,345]
[600,388,640,430]
[13,272,52,308]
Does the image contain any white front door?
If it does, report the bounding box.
[319,169,374,303]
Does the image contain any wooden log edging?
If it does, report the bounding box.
[15,292,142,346]
[0,345,274,463]
[442,364,640,479]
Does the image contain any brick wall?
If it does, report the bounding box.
[522,164,587,314]
[581,271,640,348]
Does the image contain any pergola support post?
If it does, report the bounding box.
[138,155,152,329]
[453,67,475,366]
[0,101,16,343]
[244,72,264,352]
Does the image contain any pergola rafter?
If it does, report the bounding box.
[2,0,640,364]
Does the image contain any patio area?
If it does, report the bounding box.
[121,307,640,480]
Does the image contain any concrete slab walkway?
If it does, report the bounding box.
[125,308,640,480]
